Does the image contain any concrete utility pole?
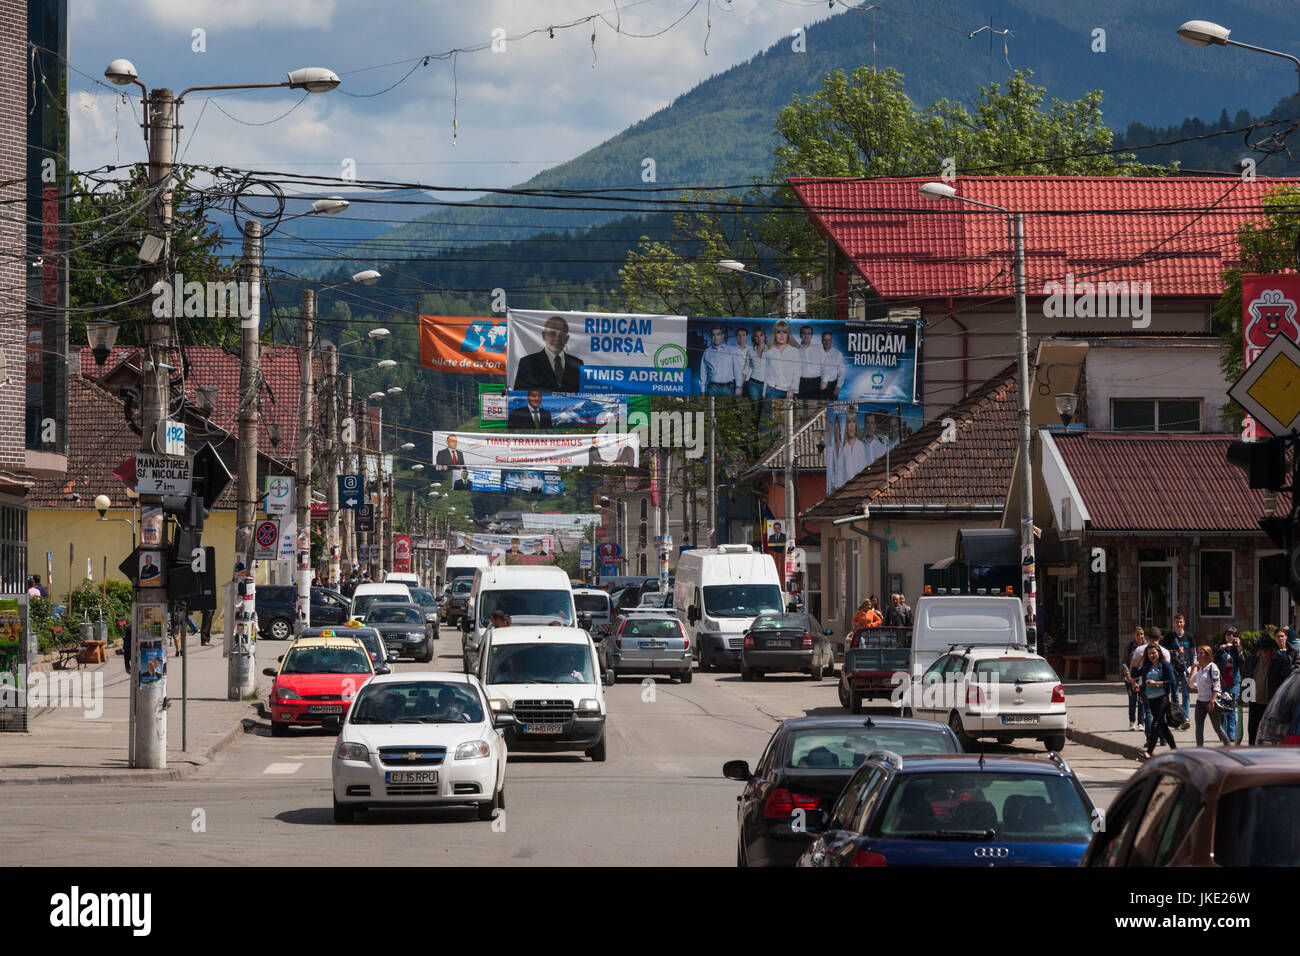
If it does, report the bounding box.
[341,372,354,573]
[325,343,340,587]
[782,279,795,595]
[133,87,175,769]
[295,289,314,633]
[385,471,396,572]
[228,219,260,701]
[1012,212,1037,648]
[707,397,716,547]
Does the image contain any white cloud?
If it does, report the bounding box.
[133,0,339,31]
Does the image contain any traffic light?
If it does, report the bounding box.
[1259,514,1300,603]
[1226,437,1287,490]
[162,494,206,532]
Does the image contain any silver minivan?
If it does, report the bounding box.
[601,610,692,683]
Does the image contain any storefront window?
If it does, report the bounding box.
[1200,550,1233,618]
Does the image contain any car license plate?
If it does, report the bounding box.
[640,641,666,650]
[767,640,792,649]
[308,705,343,714]
[385,770,438,784]
[1002,715,1038,725]
[522,722,564,734]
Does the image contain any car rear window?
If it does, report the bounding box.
[754,614,808,631]
[786,729,957,769]
[576,594,610,614]
[622,618,682,639]
[973,659,1059,683]
[281,645,371,675]
[873,772,1092,842]
[366,606,423,624]
[1213,785,1300,866]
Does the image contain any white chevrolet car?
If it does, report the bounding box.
[911,646,1067,752]
[329,671,507,823]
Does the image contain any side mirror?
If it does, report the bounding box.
[492,712,515,728]
[374,666,391,676]
[322,716,342,733]
[262,667,277,677]
[722,759,752,781]
[602,668,615,686]
[688,604,700,624]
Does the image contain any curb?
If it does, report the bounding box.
[0,713,256,787]
[1067,726,1145,761]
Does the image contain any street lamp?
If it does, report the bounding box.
[86,320,119,369]
[387,386,403,395]
[413,464,425,472]
[378,360,398,370]
[1178,20,1300,93]
[401,442,415,450]
[1055,393,1079,429]
[369,391,385,401]
[920,181,1037,648]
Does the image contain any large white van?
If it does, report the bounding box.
[674,544,784,671]
[444,554,490,594]
[461,565,579,670]
[909,595,1028,678]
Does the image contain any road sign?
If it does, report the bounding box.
[339,474,363,509]
[1229,333,1300,438]
[597,541,622,559]
[355,504,375,532]
[310,501,328,520]
[135,453,193,494]
[265,476,294,515]
[156,419,185,457]
[254,519,280,560]
[580,545,593,570]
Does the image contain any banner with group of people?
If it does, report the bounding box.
[824,403,923,494]
[464,469,564,494]
[433,430,639,470]
[453,532,555,561]
[478,383,627,430]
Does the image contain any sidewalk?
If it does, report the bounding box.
[0,637,269,785]
[1064,680,1237,759]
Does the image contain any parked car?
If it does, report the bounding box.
[363,602,435,663]
[797,752,1095,867]
[740,612,835,681]
[910,645,1067,752]
[329,671,507,824]
[256,586,350,641]
[1258,671,1300,746]
[839,626,911,713]
[262,635,385,737]
[601,611,692,682]
[1080,748,1300,866]
[723,716,961,867]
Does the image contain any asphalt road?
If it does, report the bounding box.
[0,635,1140,866]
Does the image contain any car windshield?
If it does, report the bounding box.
[702,584,784,618]
[349,681,485,724]
[487,643,593,684]
[787,729,957,769]
[452,580,473,595]
[1214,786,1300,866]
[754,614,808,631]
[873,772,1092,843]
[478,589,573,626]
[575,594,610,614]
[280,645,372,675]
[973,659,1059,683]
[410,589,437,607]
[366,606,423,625]
[621,618,682,639]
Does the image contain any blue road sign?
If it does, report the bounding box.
[338,474,363,509]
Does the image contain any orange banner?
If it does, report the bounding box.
[418,315,507,375]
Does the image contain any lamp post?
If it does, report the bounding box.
[920,182,1037,648]
[1055,393,1078,430]
[102,57,340,768]
[718,259,795,585]
[1178,20,1300,94]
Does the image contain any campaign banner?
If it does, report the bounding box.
[505,391,625,430]
[1241,275,1300,438]
[433,430,639,470]
[506,309,688,395]
[453,532,555,559]
[825,403,924,495]
[686,317,920,404]
[394,535,411,573]
[466,469,565,494]
[419,315,507,375]
[479,384,509,426]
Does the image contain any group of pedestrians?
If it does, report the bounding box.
[339,569,374,600]
[1124,615,1298,759]
[850,593,913,631]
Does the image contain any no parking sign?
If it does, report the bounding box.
[254,519,280,560]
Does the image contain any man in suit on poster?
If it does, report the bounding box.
[436,434,467,467]
[513,315,584,391]
[509,390,554,430]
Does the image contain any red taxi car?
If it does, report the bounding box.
[263,636,386,736]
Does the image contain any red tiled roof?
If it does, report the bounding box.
[804,365,1018,519]
[1053,433,1287,533]
[788,176,1300,301]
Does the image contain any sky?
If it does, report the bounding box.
[69,0,843,200]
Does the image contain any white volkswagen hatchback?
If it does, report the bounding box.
[329,671,507,823]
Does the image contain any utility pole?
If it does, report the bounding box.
[325,343,340,587]
[295,289,314,634]
[782,279,796,596]
[133,87,175,768]
[707,397,716,547]
[341,372,354,574]
[228,219,261,701]
[384,470,396,573]
[1012,212,1037,649]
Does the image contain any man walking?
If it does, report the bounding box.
[1215,627,1243,742]
[1162,614,1193,715]
[1246,638,1292,745]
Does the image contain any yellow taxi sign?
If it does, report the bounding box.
[318,629,334,638]
[1230,333,1300,436]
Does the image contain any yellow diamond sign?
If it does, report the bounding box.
[1230,333,1300,437]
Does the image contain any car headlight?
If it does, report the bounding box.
[336,742,369,761]
[455,740,490,760]
[578,698,600,713]
[407,631,425,640]
[275,685,303,701]
[488,698,508,713]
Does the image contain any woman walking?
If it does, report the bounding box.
[1133,643,1178,759]
[1189,645,1231,746]
[1122,628,1145,731]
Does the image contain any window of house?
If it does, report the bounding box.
[1200,550,1233,618]
[1112,399,1201,433]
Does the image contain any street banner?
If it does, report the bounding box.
[480,385,509,425]
[506,309,688,395]
[466,469,564,494]
[763,519,790,559]
[394,535,411,573]
[419,314,507,375]
[686,317,920,403]
[824,402,923,495]
[453,532,555,560]
[1241,275,1300,438]
[506,391,626,430]
[433,430,639,470]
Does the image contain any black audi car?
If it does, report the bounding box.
[723,716,961,867]
[362,601,435,662]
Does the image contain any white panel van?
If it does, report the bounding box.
[673,545,784,671]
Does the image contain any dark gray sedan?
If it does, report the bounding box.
[363,602,434,663]
[741,613,835,682]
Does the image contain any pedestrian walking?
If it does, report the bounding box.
[33,574,47,597]
[1133,643,1178,759]
[1123,627,1146,730]
[1190,645,1231,746]
[1162,614,1193,715]
[1215,627,1243,742]
[1246,638,1292,745]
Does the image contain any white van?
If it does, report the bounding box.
[461,565,579,670]
[444,555,490,595]
[384,571,421,589]
[350,582,413,622]
[909,595,1028,678]
[477,625,610,760]
[674,544,784,672]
